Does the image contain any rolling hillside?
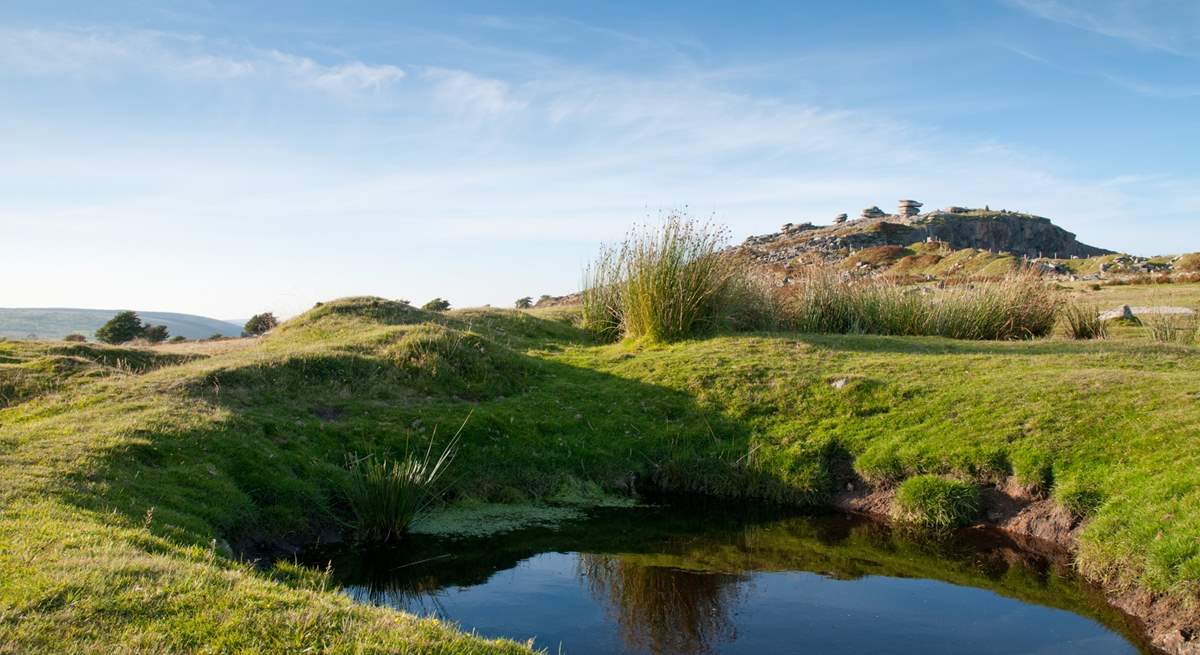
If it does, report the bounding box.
[0,308,243,341]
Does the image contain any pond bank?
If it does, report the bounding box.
[832,477,1196,655]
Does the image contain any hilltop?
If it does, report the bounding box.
[743,204,1112,263]
[0,307,243,341]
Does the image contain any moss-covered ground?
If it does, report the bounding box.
[2,288,1199,652]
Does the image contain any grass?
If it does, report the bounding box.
[893,475,981,529]
[1,288,1199,652]
[582,215,765,342]
[779,268,1059,339]
[1061,303,1108,340]
[344,422,461,543]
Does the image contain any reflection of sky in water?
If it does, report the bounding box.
[343,550,1137,655]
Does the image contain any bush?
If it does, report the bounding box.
[893,475,980,529]
[514,297,533,309]
[95,311,145,344]
[169,336,187,343]
[62,334,87,343]
[243,312,279,336]
[344,424,462,543]
[422,298,451,312]
[1061,302,1107,340]
[142,324,169,343]
[582,214,767,342]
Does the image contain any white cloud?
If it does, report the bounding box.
[422,67,526,115]
[0,27,405,95]
[1007,0,1200,56]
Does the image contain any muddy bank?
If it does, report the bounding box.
[832,477,1198,655]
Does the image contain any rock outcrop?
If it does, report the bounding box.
[742,206,1113,266]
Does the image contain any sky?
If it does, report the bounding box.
[2,0,1198,319]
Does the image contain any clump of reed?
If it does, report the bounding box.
[1143,312,1199,345]
[344,421,464,543]
[582,214,769,342]
[778,268,1060,340]
[1061,302,1108,340]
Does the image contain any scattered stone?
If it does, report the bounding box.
[859,206,886,220]
[833,213,848,224]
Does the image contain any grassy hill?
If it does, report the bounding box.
[1,291,1198,653]
[0,308,243,341]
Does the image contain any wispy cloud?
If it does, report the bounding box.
[422,67,526,115]
[1006,0,1200,56]
[0,28,405,95]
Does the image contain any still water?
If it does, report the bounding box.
[306,504,1150,655]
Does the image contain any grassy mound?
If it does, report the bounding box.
[893,476,981,528]
[2,287,1200,651]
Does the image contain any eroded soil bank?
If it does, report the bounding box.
[832,477,1198,655]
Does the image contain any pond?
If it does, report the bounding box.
[302,503,1153,655]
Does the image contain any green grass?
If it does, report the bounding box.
[893,475,981,528]
[1,293,1199,651]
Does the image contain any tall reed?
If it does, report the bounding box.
[1061,302,1107,340]
[582,215,761,342]
[779,268,1060,340]
[344,420,464,543]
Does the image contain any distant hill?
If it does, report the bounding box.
[0,308,243,341]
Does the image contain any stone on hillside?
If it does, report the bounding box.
[833,213,848,224]
[860,206,886,220]
[898,199,923,217]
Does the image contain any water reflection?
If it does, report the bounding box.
[304,504,1151,655]
[580,554,745,655]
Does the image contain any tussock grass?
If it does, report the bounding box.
[1061,302,1108,340]
[345,422,464,543]
[582,214,768,342]
[779,268,1060,340]
[893,476,980,529]
[1143,311,1199,344]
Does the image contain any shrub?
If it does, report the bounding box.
[893,475,980,529]
[95,311,145,344]
[1061,302,1107,340]
[344,424,462,542]
[169,336,187,343]
[514,297,533,309]
[422,298,451,312]
[62,334,87,343]
[582,214,766,342]
[243,312,279,336]
[142,324,169,343]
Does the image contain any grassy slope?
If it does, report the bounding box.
[2,292,1199,652]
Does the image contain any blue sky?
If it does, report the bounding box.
[2,1,1198,318]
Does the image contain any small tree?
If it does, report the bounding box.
[422,298,451,312]
[95,311,145,344]
[243,312,279,336]
[142,324,169,343]
[62,333,87,343]
[169,335,187,343]
[514,296,533,309]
